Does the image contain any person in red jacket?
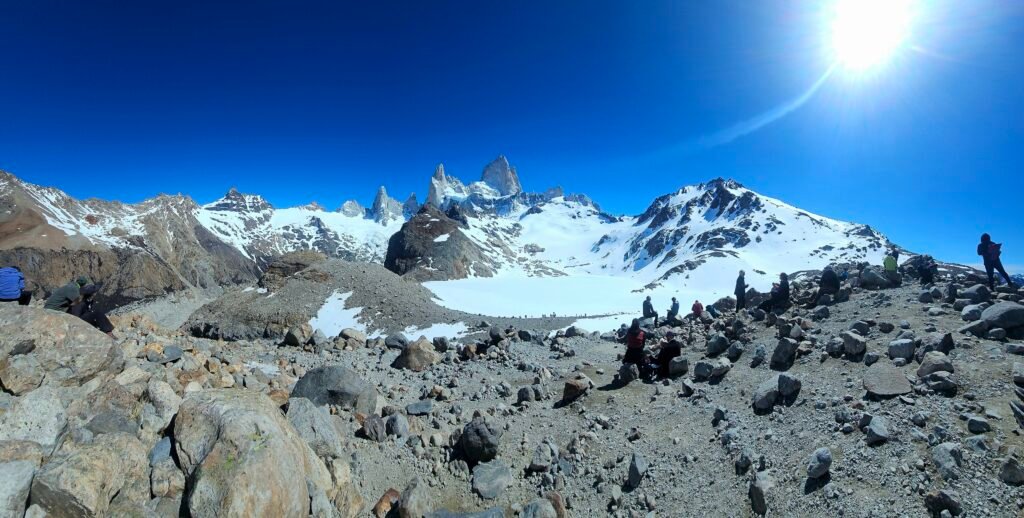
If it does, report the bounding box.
[691,300,704,318]
[623,319,647,366]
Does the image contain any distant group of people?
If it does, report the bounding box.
[625,232,1016,372]
[0,268,116,338]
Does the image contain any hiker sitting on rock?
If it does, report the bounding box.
[690,300,704,319]
[883,254,901,287]
[623,319,651,373]
[642,296,659,326]
[652,332,682,378]
[0,266,32,306]
[978,233,1015,289]
[734,270,748,311]
[44,276,90,312]
[666,297,680,322]
[758,273,790,313]
[806,266,840,308]
[70,284,116,339]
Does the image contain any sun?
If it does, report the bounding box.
[830,0,915,71]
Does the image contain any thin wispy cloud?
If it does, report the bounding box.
[660,66,836,156]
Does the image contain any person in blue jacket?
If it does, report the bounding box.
[0,266,31,305]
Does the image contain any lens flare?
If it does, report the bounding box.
[830,0,915,71]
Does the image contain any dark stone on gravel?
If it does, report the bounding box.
[362,414,387,442]
[460,417,502,464]
[627,452,648,489]
[406,400,433,416]
[807,447,832,479]
[291,365,378,414]
[770,338,798,371]
[385,333,409,350]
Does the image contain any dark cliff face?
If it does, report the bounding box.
[384,205,495,281]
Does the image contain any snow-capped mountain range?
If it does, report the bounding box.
[0,155,893,308]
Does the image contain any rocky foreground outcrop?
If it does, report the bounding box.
[384,204,497,281]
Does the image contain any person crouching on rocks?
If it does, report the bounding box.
[690,300,704,319]
[0,266,32,305]
[806,266,840,309]
[666,297,680,322]
[758,273,790,313]
[978,233,1015,289]
[642,296,659,326]
[653,332,682,378]
[70,284,116,339]
[44,276,90,312]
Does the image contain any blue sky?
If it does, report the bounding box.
[0,1,1021,266]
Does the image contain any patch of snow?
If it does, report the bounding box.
[245,361,280,377]
[433,233,451,243]
[402,322,470,341]
[309,291,366,337]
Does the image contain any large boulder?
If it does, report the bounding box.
[286,397,347,459]
[392,338,440,372]
[0,306,123,393]
[30,433,149,517]
[291,365,379,415]
[982,302,1024,331]
[173,390,339,518]
[769,338,798,370]
[859,267,891,289]
[961,284,991,304]
[459,417,502,464]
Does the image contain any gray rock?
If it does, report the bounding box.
[982,302,1024,330]
[362,414,387,442]
[770,338,798,370]
[706,333,730,357]
[961,304,984,322]
[841,331,867,356]
[726,341,746,362]
[924,489,962,516]
[748,472,768,515]
[471,460,512,499]
[618,362,640,383]
[999,457,1024,486]
[668,356,689,377]
[967,415,991,434]
[753,376,780,412]
[961,284,991,303]
[863,363,912,397]
[519,498,557,518]
[386,413,410,438]
[385,333,409,350]
[460,417,502,463]
[149,437,172,467]
[806,447,832,479]
[627,452,648,488]
[917,352,954,378]
[398,477,432,518]
[0,460,37,518]
[988,328,1008,341]
[932,442,962,480]
[291,365,379,414]
[406,400,434,416]
[778,373,801,398]
[0,386,67,455]
[916,332,955,361]
[865,416,890,445]
[887,339,915,361]
[287,397,345,458]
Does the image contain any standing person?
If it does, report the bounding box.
[666,297,680,322]
[890,247,900,263]
[0,266,31,305]
[918,257,937,285]
[883,254,901,287]
[978,233,1015,289]
[642,296,659,326]
[734,271,748,311]
[70,284,116,339]
[44,276,89,312]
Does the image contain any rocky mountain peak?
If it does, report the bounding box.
[205,188,273,213]
[337,200,365,217]
[403,193,420,219]
[371,186,403,224]
[480,155,522,196]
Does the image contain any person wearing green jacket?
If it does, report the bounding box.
[44,276,89,312]
[883,255,901,287]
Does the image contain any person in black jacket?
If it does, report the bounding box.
[758,273,790,313]
[642,296,659,326]
[806,266,841,308]
[734,271,748,311]
[978,233,1015,289]
[70,284,116,339]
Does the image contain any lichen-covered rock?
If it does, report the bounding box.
[173,389,335,518]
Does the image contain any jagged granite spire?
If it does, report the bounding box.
[337,200,365,217]
[426,164,447,207]
[403,193,420,219]
[371,186,403,224]
[480,155,522,196]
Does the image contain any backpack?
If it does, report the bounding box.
[989,243,1002,259]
